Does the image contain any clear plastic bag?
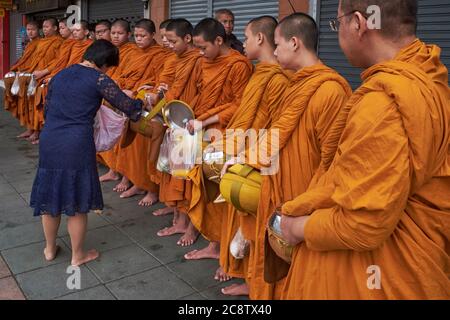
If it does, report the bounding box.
[230,227,250,260]
[169,127,200,179]
[93,104,127,152]
[27,75,37,97]
[157,130,172,174]
[10,74,20,96]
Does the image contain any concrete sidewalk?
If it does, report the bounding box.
[0,90,247,300]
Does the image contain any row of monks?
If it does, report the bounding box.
[3,0,449,299]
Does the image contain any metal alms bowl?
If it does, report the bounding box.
[267,212,294,264]
[162,100,195,129]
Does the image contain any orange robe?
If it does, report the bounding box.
[97,42,139,170]
[187,49,253,243]
[248,64,352,300]
[33,39,92,131]
[157,49,203,212]
[217,63,290,279]
[115,43,168,192]
[5,38,41,121]
[26,35,64,131]
[281,39,450,300]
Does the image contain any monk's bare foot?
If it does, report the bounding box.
[17,129,33,139]
[138,192,158,207]
[31,139,39,145]
[27,131,39,143]
[214,267,233,282]
[184,242,220,260]
[71,249,99,267]
[177,223,199,247]
[113,177,131,193]
[99,170,120,182]
[157,222,187,237]
[44,245,60,262]
[221,283,249,296]
[153,206,174,216]
[120,185,146,199]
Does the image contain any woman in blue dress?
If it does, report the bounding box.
[30,40,146,266]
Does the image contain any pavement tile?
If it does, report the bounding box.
[0,255,12,279]
[56,285,116,300]
[2,239,71,275]
[117,215,210,264]
[0,221,45,251]
[0,277,26,300]
[61,225,133,253]
[167,259,222,292]
[86,244,161,283]
[16,262,100,300]
[106,266,194,300]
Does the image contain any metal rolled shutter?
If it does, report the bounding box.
[317,0,362,89]
[88,0,144,25]
[169,0,208,27]
[317,0,450,89]
[417,0,450,78]
[213,0,279,42]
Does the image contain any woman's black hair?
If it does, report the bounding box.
[82,39,119,68]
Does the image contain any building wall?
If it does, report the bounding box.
[279,0,309,19]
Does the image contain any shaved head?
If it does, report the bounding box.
[112,19,130,33]
[278,13,318,52]
[340,0,417,39]
[248,15,278,49]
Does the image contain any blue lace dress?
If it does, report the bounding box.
[30,64,142,217]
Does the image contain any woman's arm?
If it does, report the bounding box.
[97,74,143,121]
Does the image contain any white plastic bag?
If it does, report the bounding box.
[169,127,200,179]
[10,74,20,96]
[157,130,172,174]
[27,75,37,97]
[93,105,127,152]
[230,227,250,260]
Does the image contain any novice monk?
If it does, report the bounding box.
[98,19,138,183]
[32,19,75,81]
[114,19,168,206]
[29,21,92,145]
[7,21,41,138]
[246,13,352,300]
[214,16,290,296]
[279,0,450,300]
[182,18,253,258]
[25,18,64,144]
[94,20,112,41]
[151,19,203,236]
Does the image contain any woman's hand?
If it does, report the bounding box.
[122,89,135,98]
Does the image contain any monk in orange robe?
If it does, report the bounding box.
[98,19,138,183]
[245,13,352,300]
[6,21,41,138]
[113,19,168,205]
[209,16,290,296]
[279,0,450,300]
[182,18,253,259]
[94,20,111,42]
[28,20,92,145]
[22,18,64,142]
[149,20,204,240]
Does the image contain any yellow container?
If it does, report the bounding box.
[219,164,262,216]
